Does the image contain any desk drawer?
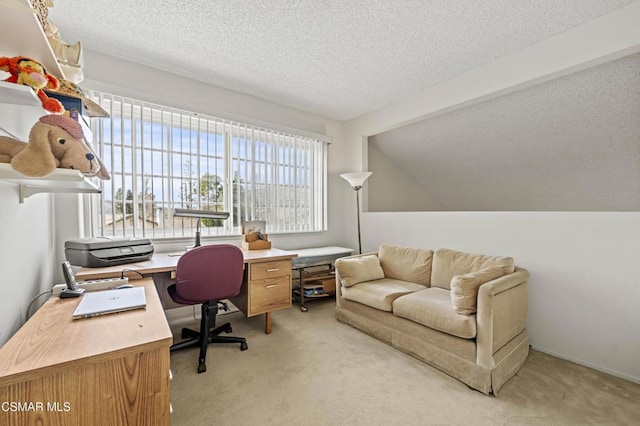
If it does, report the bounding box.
[249,276,291,315]
[250,260,291,280]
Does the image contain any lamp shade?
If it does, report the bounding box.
[340,172,372,189]
[174,208,230,220]
[174,208,230,249]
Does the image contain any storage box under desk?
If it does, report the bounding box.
[318,277,336,293]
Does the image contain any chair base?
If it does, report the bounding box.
[170,301,248,373]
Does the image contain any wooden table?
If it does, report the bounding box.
[0,278,172,426]
[76,248,297,334]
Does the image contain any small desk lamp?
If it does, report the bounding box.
[340,172,372,254]
[174,208,230,249]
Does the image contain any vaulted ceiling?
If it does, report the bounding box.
[49,1,640,211]
[368,53,640,211]
[50,0,637,121]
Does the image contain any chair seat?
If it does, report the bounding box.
[168,283,202,305]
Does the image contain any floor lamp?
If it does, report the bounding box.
[174,208,230,249]
[340,172,372,254]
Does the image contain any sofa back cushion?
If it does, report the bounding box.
[378,244,433,286]
[335,255,385,287]
[431,248,515,290]
[450,267,505,315]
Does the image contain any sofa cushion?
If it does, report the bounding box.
[335,255,385,287]
[378,244,433,286]
[342,278,426,311]
[392,288,477,338]
[431,248,515,290]
[450,267,505,315]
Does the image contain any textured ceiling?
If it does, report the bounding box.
[49,0,637,121]
[368,53,640,211]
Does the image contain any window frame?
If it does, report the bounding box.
[86,92,329,241]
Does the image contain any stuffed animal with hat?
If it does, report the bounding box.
[0,56,65,113]
[0,115,110,180]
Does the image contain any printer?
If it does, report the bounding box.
[65,237,154,268]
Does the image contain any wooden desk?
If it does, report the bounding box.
[76,248,297,334]
[0,278,172,426]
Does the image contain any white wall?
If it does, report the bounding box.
[0,187,55,345]
[0,105,59,345]
[368,142,445,212]
[360,212,640,383]
[345,5,640,384]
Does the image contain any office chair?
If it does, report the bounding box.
[168,244,248,373]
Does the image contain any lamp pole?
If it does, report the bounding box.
[340,172,372,255]
[354,185,363,254]
[194,218,201,248]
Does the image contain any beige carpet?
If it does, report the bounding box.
[169,298,640,425]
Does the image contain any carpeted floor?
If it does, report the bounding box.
[168,298,640,425]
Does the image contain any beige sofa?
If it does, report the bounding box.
[334,244,529,395]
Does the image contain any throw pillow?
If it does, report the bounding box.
[335,255,385,287]
[432,248,515,290]
[450,267,504,315]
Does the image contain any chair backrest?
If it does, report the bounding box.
[175,244,244,303]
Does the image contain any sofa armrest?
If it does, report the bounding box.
[476,267,529,368]
[334,251,378,307]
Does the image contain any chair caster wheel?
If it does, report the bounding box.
[301,306,308,312]
[181,328,189,339]
[225,326,232,333]
[197,364,206,373]
[240,342,248,351]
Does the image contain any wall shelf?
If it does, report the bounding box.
[0,3,99,205]
[0,81,41,108]
[0,0,66,80]
[0,163,101,202]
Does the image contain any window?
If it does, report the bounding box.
[88,92,328,240]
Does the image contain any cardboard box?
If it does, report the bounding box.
[241,233,271,250]
[319,277,336,294]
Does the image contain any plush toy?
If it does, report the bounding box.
[0,115,110,180]
[0,56,65,113]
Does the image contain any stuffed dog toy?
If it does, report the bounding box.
[0,56,65,114]
[0,115,109,179]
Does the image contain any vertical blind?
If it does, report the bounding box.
[88,92,328,239]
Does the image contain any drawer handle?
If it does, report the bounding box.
[265,284,279,289]
[266,268,280,272]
